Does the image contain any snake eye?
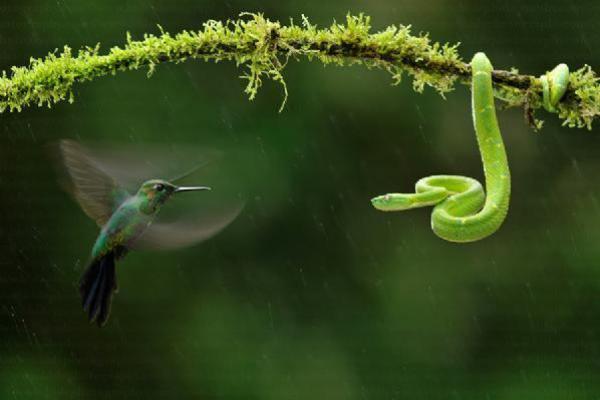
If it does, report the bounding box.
[154,183,164,192]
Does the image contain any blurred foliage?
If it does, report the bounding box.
[2,0,600,399]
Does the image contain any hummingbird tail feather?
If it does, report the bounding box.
[79,251,118,327]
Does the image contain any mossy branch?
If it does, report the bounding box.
[1,13,599,129]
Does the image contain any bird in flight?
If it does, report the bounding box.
[55,140,242,327]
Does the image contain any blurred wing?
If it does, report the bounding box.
[57,140,130,226]
[131,203,244,251]
[79,144,222,192]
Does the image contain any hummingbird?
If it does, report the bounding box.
[55,140,242,327]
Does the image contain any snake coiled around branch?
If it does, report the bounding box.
[371,52,569,242]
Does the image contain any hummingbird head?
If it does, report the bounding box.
[137,179,211,215]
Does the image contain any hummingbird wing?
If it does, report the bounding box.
[56,140,130,226]
[73,143,222,191]
[131,203,243,251]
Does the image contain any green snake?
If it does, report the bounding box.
[371,52,569,242]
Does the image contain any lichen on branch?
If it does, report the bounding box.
[1,13,599,129]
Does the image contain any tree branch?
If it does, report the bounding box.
[1,13,598,129]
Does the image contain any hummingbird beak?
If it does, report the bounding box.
[174,185,211,193]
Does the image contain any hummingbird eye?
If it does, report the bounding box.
[154,183,164,192]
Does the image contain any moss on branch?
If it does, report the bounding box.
[1,13,599,129]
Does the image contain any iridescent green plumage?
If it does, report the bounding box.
[57,140,242,326]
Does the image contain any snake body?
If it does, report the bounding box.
[371,53,570,243]
[371,53,509,242]
[540,63,569,113]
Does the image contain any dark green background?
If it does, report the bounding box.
[2,0,600,398]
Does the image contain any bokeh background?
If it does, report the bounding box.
[2,0,600,398]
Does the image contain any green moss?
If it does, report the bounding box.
[0,12,599,130]
[556,65,600,129]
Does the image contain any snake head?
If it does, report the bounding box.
[371,194,413,211]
